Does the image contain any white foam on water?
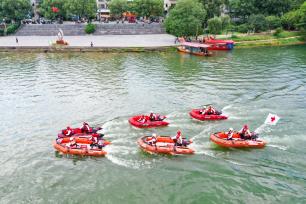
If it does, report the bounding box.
[255,124,268,134]
[105,154,149,169]
[222,105,232,111]
[225,159,250,166]
[102,118,127,130]
[166,111,187,118]
[227,116,242,120]
[267,144,288,151]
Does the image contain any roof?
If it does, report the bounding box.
[181,42,210,48]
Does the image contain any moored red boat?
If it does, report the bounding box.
[204,37,235,51]
[189,109,228,121]
[53,136,111,156]
[137,136,194,155]
[129,115,169,128]
[210,132,267,148]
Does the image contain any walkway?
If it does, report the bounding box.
[0,34,176,48]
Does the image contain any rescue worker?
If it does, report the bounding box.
[149,112,156,121]
[239,125,252,140]
[81,122,92,133]
[147,133,157,145]
[227,128,234,140]
[65,126,73,136]
[137,115,146,123]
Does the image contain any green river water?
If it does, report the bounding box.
[0,45,306,204]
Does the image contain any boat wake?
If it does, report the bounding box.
[267,144,288,151]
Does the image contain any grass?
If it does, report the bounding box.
[216,31,305,48]
[235,36,305,48]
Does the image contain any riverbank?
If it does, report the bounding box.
[0,34,176,52]
[0,33,305,52]
[219,31,306,48]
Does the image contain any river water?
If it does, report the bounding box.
[0,46,306,203]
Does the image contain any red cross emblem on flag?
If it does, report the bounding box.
[265,114,280,125]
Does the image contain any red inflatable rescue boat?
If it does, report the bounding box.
[53,136,111,156]
[189,109,228,121]
[137,136,194,155]
[58,127,102,138]
[129,115,169,128]
[210,132,267,148]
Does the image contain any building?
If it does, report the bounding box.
[164,0,176,14]
[96,0,110,21]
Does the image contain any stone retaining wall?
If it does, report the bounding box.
[15,23,166,36]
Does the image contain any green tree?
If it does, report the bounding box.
[255,0,292,16]
[65,0,97,20]
[221,15,230,30]
[298,1,306,30]
[207,17,222,34]
[229,0,257,22]
[39,0,67,20]
[164,0,206,37]
[248,14,268,32]
[229,0,304,22]
[108,0,129,18]
[281,9,301,30]
[200,0,224,20]
[0,0,31,22]
[134,0,163,18]
[265,15,282,30]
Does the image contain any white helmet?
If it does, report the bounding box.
[152,133,157,137]
[229,128,233,131]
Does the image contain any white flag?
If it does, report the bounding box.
[264,113,280,125]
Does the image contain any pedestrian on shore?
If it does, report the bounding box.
[91,42,93,47]
[16,37,18,44]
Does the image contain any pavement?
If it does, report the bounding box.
[0,34,176,48]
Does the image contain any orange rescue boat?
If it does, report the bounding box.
[210,132,266,148]
[137,136,194,155]
[53,136,111,156]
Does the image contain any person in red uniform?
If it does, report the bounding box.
[64,126,74,136]
[149,112,156,121]
[171,130,182,146]
[239,125,252,140]
[138,115,147,123]
[81,122,92,133]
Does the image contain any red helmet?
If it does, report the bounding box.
[243,125,248,129]
[67,126,71,130]
[177,130,181,136]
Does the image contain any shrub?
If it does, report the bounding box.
[266,16,282,30]
[6,24,20,34]
[248,14,268,32]
[281,10,301,30]
[273,27,283,37]
[0,29,4,36]
[207,17,222,35]
[85,23,96,34]
[231,34,238,38]
[221,15,230,30]
[237,24,248,33]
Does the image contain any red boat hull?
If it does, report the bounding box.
[129,115,169,128]
[189,109,228,121]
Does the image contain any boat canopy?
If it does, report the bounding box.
[181,42,210,48]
